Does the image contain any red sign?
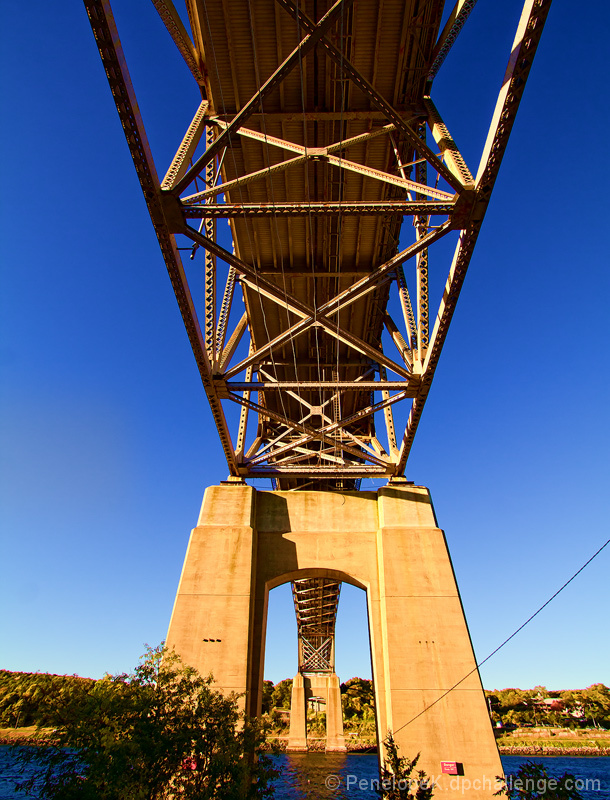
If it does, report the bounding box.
[441,762,459,775]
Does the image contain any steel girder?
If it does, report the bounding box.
[292,578,341,673]
[84,0,552,490]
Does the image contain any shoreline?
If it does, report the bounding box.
[3,728,609,758]
[498,745,610,757]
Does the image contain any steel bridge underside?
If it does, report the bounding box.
[84,0,551,654]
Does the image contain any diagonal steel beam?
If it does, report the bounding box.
[395,265,418,352]
[218,312,248,371]
[274,0,468,193]
[230,393,389,468]
[383,314,413,368]
[189,223,451,383]
[319,221,453,319]
[217,118,397,157]
[423,97,474,187]
[427,0,479,82]
[315,318,411,380]
[245,389,411,467]
[161,100,208,190]
[152,0,205,86]
[397,0,553,472]
[172,0,356,195]
[188,218,451,338]
[194,121,454,201]
[184,225,313,318]
[182,155,308,204]
[223,316,314,380]
[83,0,237,473]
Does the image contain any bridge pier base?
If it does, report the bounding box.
[286,671,346,752]
[167,484,502,797]
[287,673,308,751]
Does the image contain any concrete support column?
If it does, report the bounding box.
[287,673,307,751]
[166,486,260,716]
[368,486,501,796]
[325,673,347,752]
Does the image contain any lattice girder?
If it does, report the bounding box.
[84,0,552,490]
[293,578,341,673]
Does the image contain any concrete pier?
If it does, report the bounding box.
[167,484,502,797]
[286,672,346,752]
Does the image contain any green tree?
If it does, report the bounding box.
[496,760,583,800]
[376,732,434,799]
[261,681,274,715]
[270,679,292,710]
[15,645,277,799]
[0,671,96,728]
[580,684,610,729]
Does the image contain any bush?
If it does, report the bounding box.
[15,644,277,799]
[496,760,583,800]
[377,732,434,799]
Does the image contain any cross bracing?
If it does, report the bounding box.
[292,578,341,673]
[85,0,551,495]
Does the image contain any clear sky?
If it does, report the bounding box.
[1,0,609,693]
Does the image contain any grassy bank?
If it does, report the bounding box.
[498,744,610,756]
[0,726,55,746]
[496,727,610,756]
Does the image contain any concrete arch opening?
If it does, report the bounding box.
[262,576,374,753]
[266,570,369,755]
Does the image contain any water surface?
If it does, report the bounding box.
[1,747,608,799]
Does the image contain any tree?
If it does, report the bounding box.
[0,671,96,728]
[15,644,277,799]
[261,681,275,715]
[376,733,434,800]
[496,761,583,800]
[269,679,292,711]
[341,677,375,715]
[580,684,610,729]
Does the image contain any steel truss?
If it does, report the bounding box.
[292,578,341,673]
[84,0,551,490]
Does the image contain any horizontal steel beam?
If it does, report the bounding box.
[225,381,417,391]
[183,201,454,218]
[247,465,390,476]
[209,110,423,122]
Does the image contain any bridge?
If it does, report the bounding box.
[85,0,551,792]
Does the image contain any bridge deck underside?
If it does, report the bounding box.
[189,0,444,489]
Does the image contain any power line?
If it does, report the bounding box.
[392,536,610,736]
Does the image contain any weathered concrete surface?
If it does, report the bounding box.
[324,673,347,752]
[167,485,502,798]
[287,673,307,751]
[286,672,346,752]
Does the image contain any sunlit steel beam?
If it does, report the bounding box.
[83,0,237,473]
[172,0,356,195]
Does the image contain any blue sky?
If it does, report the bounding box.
[1,0,609,693]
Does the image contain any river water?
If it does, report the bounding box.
[1,748,608,799]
